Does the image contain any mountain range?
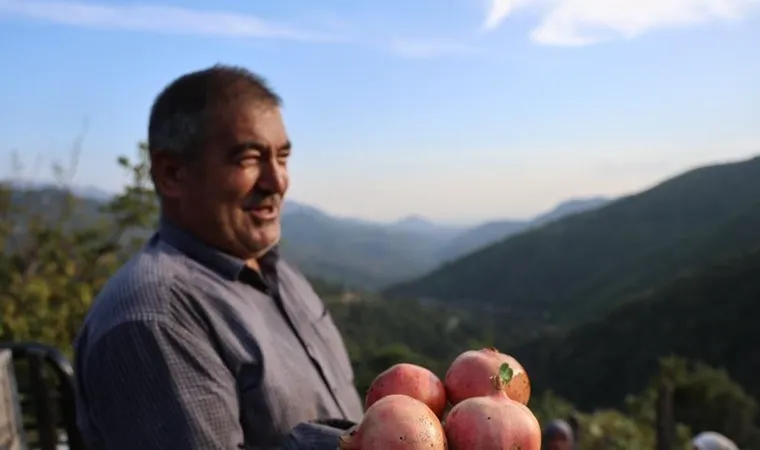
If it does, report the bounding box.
[385,154,760,343]
[437,196,610,263]
[280,196,609,287]
[4,179,610,289]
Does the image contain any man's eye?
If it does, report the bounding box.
[238,151,261,160]
[238,156,260,166]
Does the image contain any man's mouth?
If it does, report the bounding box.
[248,204,279,221]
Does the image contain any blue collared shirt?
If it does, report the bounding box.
[74,219,364,449]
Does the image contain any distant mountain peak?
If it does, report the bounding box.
[394,215,436,227]
[3,179,115,201]
[531,196,611,227]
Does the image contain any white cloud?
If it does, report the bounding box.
[0,0,342,42]
[483,0,760,46]
[483,0,520,31]
[388,38,482,58]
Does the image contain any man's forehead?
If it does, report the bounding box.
[224,102,283,125]
[213,103,288,144]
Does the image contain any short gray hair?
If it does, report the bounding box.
[147,64,281,159]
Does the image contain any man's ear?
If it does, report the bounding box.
[150,151,188,199]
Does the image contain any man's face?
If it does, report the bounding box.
[176,102,290,260]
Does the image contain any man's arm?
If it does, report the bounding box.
[78,319,353,450]
[79,319,244,449]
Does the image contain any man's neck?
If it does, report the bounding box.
[245,258,261,273]
[160,212,278,274]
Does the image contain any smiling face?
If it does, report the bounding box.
[154,101,291,262]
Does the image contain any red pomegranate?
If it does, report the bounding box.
[339,394,447,450]
[445,347,531,405]
[444,363,541,450]
[365,363,447,418]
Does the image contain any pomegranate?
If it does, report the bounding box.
[339,394,448,450]
[444,363,541,450]
[365,363,447,418]
[445,347,531,405]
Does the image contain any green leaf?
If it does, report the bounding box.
[499,362,513,384]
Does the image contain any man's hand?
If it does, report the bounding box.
[279,420,358,450]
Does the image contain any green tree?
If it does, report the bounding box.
[0,143,157,355]
[531,386,694,450]
[578,409,654,450]
[656,356,759,447]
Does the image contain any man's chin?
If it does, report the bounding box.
[250,226,281,256]
[255,239,279,257]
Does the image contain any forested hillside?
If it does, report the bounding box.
[509,247,760,409]
[385,155,760,342]
[436,197,609,263]
[279,206,449,288]
[321,292,491,396]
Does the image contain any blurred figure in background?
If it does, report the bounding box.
[542,419,575,450]
[692,431,739,450]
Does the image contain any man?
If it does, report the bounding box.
[74,65,364,449]
[542,419,575,450]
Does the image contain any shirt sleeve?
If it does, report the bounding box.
[79,318,245,449]
[78,319,353,450]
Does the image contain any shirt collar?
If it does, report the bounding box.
[158,217,280,281]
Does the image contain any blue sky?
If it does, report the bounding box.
[1,0,759,223]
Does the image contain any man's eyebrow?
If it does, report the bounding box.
[232,140,292,153]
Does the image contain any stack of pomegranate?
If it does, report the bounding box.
[338,347,541,450]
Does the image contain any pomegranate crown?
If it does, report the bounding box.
[499,363,514,383]
[490,362,514,391]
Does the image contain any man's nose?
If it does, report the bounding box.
[258,159,287,193]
